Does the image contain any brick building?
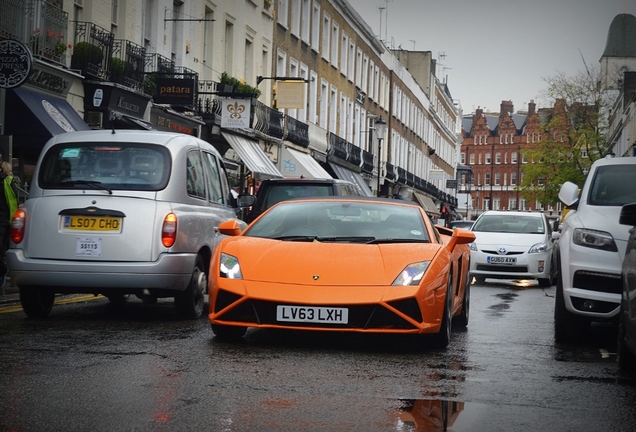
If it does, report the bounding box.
[460,100,563,220]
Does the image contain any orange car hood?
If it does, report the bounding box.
[220,237,442,286]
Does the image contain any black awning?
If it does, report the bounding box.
[110,112,155,130]
[6,87,91,149]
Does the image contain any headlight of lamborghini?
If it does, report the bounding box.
[392,261,430,286]
[528,242,548,254]
[220,253,243,279]
[573,228,618,252]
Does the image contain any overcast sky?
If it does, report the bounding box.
[346,0,636,114]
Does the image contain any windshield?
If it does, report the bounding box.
[588,164,636,206]
[38,143,171,191]
[472,214,545,234]
[245,201,431,243]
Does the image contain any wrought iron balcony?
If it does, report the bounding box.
[254,100,284,140]
[111,39,146,92]
[1,0,71,66]
[71,21,114,80]
[285,116,309,147]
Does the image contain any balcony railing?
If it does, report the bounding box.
[8,0,71,66]
[253,100,284,139]
[71,21,114,80]
[285,116,309,147]
[195,80,224,116]
[111,39,146,92]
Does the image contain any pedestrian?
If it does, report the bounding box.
[0,158,18,286]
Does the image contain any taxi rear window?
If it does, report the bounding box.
[39,143,171,191]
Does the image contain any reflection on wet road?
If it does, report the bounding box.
[0,280,635,431]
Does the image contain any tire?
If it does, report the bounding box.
[20,287,55,318]
[617,307,636,371]
[453,275,470,328]
[538,278,552,288]
[431,276,453,348]
[107,294,129,306]
[474,275,486,284]
[554,270,587,343]
[211,324,247,341]
[175,255,207,319]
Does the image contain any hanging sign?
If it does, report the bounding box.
[221,98,251,128]
[0,39,32,89]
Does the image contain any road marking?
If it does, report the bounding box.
[0,294,105,314]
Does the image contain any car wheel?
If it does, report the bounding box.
[617,307,636,371]
[107,294,129,306]
[211,324,247,341]
[538,278,552,288]
[175,255,207,319]
[453,275,470,328]
[431,276,453,348]
[554,271,587,343]
[19,287,55,318]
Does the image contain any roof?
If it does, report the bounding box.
[602,13,636,58]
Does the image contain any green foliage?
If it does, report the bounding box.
[220,72,261,97]
[520,65,610,205]
[71,42,103,70]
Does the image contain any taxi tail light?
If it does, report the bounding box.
[162,213,177,247]
[10,209,26,244]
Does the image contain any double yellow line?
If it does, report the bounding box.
[0,294,104,314]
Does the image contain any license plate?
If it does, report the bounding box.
[63,216,122,232]
[276,305,349,324]
[76,237,102,257]
[488,256,517,264]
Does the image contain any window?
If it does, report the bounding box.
[244,36,254,86]
[322,13,330,61]
[187,151,206,199]
[331,22,339,69]
[495,172,500,186]
[329,85,337,132]
[484,172,490,186]
[202,152,224,204]
[485,152,491,164]
[319,79,328,129]
[355,48,363,87]
[340,32,348,77]
[291,0,301,36]
[224,20,234,73]
[508,198,517,210]
[278,0,289,27]
[461,152,466,164]
[347,39,355,82]
[495,152,501,164]
[308,70,318,124]
[311,2,320,51]
[301,0,310,43]
[511,171,517,186]
[511,151,517,163]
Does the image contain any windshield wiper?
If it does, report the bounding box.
[273,235,319,242]
[63,180,113,195]
[366,238,429,244]
[315,236,376,243]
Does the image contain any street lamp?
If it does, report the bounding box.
[374,117,387,197]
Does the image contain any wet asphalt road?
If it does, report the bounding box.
[0,281,635,432]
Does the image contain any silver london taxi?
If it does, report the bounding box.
[7,130,246,319]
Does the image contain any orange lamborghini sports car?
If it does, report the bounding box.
[208,197,475,348]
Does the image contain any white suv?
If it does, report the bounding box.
[554,156,636,342]
[7,130,246,319]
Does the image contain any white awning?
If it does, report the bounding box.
[280,146,332,179]
[413,191,440,216]
[329,162,374,197]
[221,132,283,180]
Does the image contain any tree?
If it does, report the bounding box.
[519,65,611,204]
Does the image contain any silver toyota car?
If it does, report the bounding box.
[7,130,246,319]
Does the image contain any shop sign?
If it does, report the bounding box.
[154,77,195,105]
[0,39,32,89]
[221,98,251,128]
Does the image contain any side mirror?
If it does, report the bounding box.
[237,194,256,208]
[217,219,243,236]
